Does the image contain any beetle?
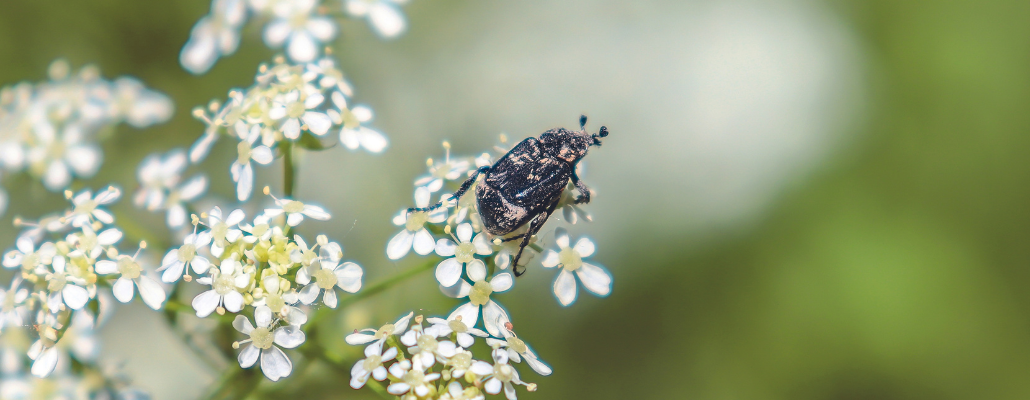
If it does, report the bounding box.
[411,115,609,276]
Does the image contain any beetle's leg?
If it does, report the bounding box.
[512,211,550,277]
[499,234,526,242]
[408,166,490,213]
[571,172,592,205]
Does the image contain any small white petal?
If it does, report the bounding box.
[112,277,135,303]
[435,239,456,257]
[286,31,318,62]
[466,259,486,282]
[274,325,306,348]
[323,289,338,308]
[448,302,479,328]
[223,291,244,312]
[435,258,463,287]
[192,290,221,317]
[490,272,513,292]
[233,314,254,334]
[263,20,291,46]
[287,213,304,226]
[302,204,331,220]
[573,237,596,258]
[456,223,473,243]
[137,276,167,310]
[368,2,406,38]
[554,269,578,306]
[577,262,612,297]
[260,346,293,381]
[238,345,259,368]
[540,250,560,268]
[236,163,254,201]
[282,118,301,139]
[386,230,413,260]
[335,262,363,293]
[484,377,502,395]
[30,347,59,378]
[62,285,89,310]
[412,228,435,255]
[298,283,319,305]
[94,260,118,274]
[255,305,273,328]
[252,146,274,164]
[473,233,492,255]
[482,301,510,337]
[302,112,332,136]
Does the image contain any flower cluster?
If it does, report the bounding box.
[0,186,167,383]
[347,312,547,400]
[189,56,387,201]
[134,149,209,229]
[368,138,614,398]
[181,0,416,74]
[156,188,363,381]
[0,59,172,209]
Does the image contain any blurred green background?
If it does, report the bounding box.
[3,0,1030,399]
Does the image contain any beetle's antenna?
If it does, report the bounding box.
[598,126,609,137]
[579,115,588,129]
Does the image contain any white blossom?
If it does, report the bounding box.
[434,223,493,287]
[206,207,245,257]
[180,0,248,74]
[193,258,250,317]
[346,311,413,352]
[296,258,362,308]
[486,331,551,376]
[386,358,440,397]
[95,251,166,310]
[541,228,612,306]
[231,124,274,201]
[233,306,305,381]
[67,186,121,227]
[164,174,208,229]
[44,256,90,312]
[263,0,337,63]
[158,230,213,283]
[344,0,410,39]
[425,315,487,349]
[268,90,331,139]
[134,149,188,211]
[444,265,514,337]
[469,350,528,400]
[350,342,397,389]
[265,194,330,226]
[387,187,445,260]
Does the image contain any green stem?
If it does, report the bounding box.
[283,141,296,197]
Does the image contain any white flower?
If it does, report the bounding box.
[231,124,274,201]
[346,311,413,352]
[164,174,208,228]
[400,325,458,368]
[344,0,410,39]
[241,214,274,243]
[193,258,250,317]
[95,252,166,310]
[68,225,122,260]
[27,340,59,378]
[255,275,306,326]
[268,90,331,139]
[3,237,56,270]
[486,331,551,376]
[27,121,101,191]
[265,195,330,226]
[0,277,28,331]
[386,358,440,397]
[233,306,305,381]
[444,349,477,380]
[180,0,248,74]
[350,342,397,389]
[335,103,387,153]
[387,187,445,260]
[444,265,513,337]
[134,149,187,211]
[439,380,485,400]
[296,258,362,308]
[68,186,121,227]
[541,228,611,306]
[469,350,527,400]
[263,0,337,63]
[434,223,493,287]
[206,207,245,258]
[414,142,470,192]
[113,77,175,128]
[425,315,487,349]
[158,230,213,283]
[44,256,91,312]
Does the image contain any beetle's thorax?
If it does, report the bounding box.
[539,128,593,163]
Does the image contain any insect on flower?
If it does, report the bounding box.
[412,115,610,276]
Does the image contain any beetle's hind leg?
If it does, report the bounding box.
[571,171,592,205]
[511,210,551,277]
[408,166,490,213]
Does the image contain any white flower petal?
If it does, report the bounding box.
[192,290,221,317]
[255,305,273,328]
[233,314,254,334]
[298,283,319,305]
[473,233,492,255]
[482,301,510,337]
[223,291,244,312]
[274,325,306,348]
[112,277,135,303]
[94,260,118,274]
[435,239,456,257]
[302,112,332,136]
[323,289,338,308]
[540,250,559,268]
[62,285,89,310]
[576,262,612,297]
[448,302,479,328]
[335,262,363,293]
[456,223,473,243]
[490,272,513,292]
[30,347,59,378]
[302,204,330,220]
[573,237,596,258]
[368,2,406,38]
[286,31,318,62]
[555,227,570,249]
[236,163,254,201]
[306,16,337,40]
[238,344,259,368]
[263,20,291,46]
[435,258,463,287]
[252,146,274,164]
[412,228,435,255]
[466,259,486,282]
[137,276,167,310]
[553,269,578,306]
[386,230,413,260]
[260,346,293,381]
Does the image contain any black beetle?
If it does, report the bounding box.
[412,115,609,276]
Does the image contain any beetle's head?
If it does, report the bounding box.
[541,117,610,163]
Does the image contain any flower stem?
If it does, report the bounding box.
[283,141,296,197]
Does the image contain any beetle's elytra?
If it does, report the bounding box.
[412,115,609,276]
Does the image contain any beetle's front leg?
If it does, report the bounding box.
[571,172,591,205]
[408,166,490,213]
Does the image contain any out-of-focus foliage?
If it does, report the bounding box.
[1,0,1030,399]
